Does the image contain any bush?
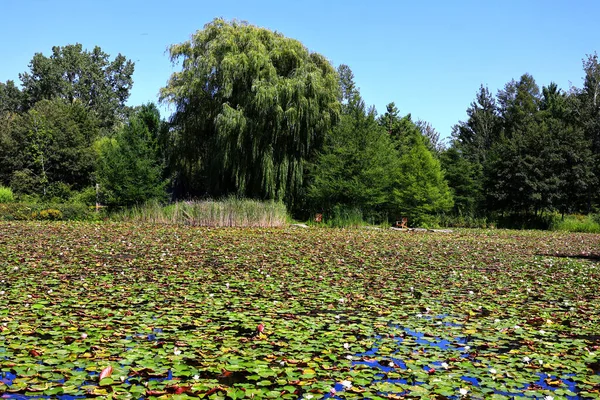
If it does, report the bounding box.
[71,186,98,205]
[44,182,73,202]
[33,209,63,220]
[0,202,100,221]
[10,169,40,195]
[0,186,14,203]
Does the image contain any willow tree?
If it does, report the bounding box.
[160,19,340,205]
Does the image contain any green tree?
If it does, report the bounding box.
[392,134,453,225]
[378,102,422,153]
[19,44,134,129]
[7,99,99,198]
[0,80,23,114]
[540,83,596,215]
[440,147,482,216]
[96,106,167,206]
[160,19,340,205]
[452,85,501,165]
[308,68,398,220]
[577,53,600,210]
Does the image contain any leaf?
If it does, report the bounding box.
[98,365,113,381]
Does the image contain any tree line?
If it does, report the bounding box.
[0,19,598,225]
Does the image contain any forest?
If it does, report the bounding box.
[1,18,600,229]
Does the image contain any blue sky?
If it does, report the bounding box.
[2,0,599,140]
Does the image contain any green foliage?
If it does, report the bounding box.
[32,208,63,220]
[114,198,288,227]
[4,98,99,197]
[0,80,23,114]
[70,186,98,205]
[308,69,398,223]
[550,214,600,233]
[0,185,14,203]
[0,202,98,221]
[440,147,482,216]
[160,18,340,205]
[323,205,366,228]
[19,43,134,129]
[95,105,168,207]
[392,135,454,226]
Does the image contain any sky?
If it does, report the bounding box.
[2,0,600,140]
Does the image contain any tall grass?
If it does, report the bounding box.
[550,214,600,233]
[115,198,288,227]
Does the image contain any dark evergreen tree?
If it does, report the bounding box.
[95,105,167,206]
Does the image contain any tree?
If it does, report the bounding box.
[416,119,444,154]
[6,99,99,197]
[440,147,482,216]
[0,80,23,114]
[19,44,134,129]
[160,19,340,205]
[452,85,501,165]
[95,105,167,206]
[375,102,453,224]
[540,83,596,215]
[378,102,422,153]
[392,134,453,225]
[308,67,398,220]
[577,53,600,210]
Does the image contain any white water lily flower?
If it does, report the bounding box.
[459,388,468,396]
[346,355,353,360]
[538,359,544,365]
[441,362,449,370]
[173,347,181,356]
[193,374,200,380]
[544,396,554,400]
[305,395,314,400]
[343,342,350,349]
[341,380,352,389]
[523,356,531,362]
[539,329,546,334]
[225,283,229,289]
[489,368,497,374]
[0,291,4,295]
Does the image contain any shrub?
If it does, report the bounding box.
[71,186,98,205]
[44,182,73,202]
[33,209,63,220]
[0,186,14,203]
[0,202,100,221]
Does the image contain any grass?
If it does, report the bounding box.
[114,198,288,227]
[550,213,600,233]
